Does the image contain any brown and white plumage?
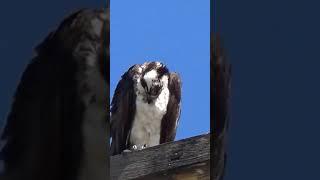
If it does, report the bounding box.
[110,62,181,156]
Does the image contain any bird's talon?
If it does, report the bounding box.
[132,145,138,150]
[142,144,147,149]
[123,149,132,153]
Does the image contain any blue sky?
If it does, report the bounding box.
[110,0,210,140]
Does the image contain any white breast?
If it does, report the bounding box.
[130,86,170,148]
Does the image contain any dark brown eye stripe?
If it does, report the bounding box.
[141,78,147,90]
[157,66,169,78]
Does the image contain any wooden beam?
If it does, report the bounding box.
[110,133,210,180]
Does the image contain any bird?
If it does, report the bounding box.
[0,8,109,180]
[110,61,182,156]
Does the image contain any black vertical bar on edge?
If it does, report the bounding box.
[104,1,110,179]
[210,0,215,179]
[212,0,231,179]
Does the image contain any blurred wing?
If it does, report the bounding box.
[212,35,231,136]
[0,52,77,179]
[0,8,109,178]
[110,65,140,155]
[160,72,182,143]
[212,34,231,180]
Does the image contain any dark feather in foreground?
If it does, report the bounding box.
[212,34,231,180]
[0,8,109,180]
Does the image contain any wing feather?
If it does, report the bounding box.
[0,51,81,179]
[0,9,108,179]
[110,65,140,155]
[160,73,182,143]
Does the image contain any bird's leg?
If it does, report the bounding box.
[122,145,138,153]
[122,149,132,153]
[141,144,148,149]
[123,144,147,153]
[132,145,138,150]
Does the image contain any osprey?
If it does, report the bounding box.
[110,62,181,155]
[0,8,109,180]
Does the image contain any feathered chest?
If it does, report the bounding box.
[129,87,170,148]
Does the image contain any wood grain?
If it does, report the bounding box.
[110,134,210,180]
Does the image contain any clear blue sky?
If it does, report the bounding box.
[110,0,210,140]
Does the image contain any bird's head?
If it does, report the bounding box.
[137,62,169,104]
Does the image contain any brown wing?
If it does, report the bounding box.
[0,43,83,180]
[212,34,231,180]
[160,73,182,143]
[110,65,140,156]
[212,34,231,137]
[0,9,108,179]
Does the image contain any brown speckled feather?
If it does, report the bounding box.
[110,65,140,156]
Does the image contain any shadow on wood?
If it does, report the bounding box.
[110,134,210,180]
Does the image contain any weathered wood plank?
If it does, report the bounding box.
[136,160,210,180]
[110,133,210,180]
